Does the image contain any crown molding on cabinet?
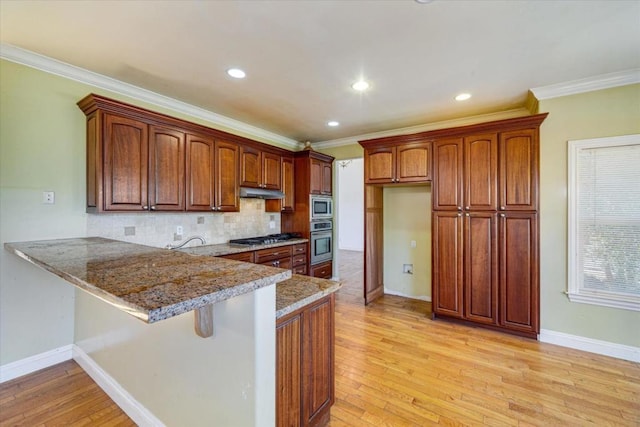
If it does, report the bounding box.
[0,43,301,150]
[530,69,640,100]
[312,107,531,149]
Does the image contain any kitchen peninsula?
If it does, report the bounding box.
[4,237,340,427]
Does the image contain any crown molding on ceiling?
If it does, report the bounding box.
[313,107,531,149]
[530,69,640,100]
[0,44,301,150]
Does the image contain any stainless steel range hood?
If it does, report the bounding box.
[239,187,285,200]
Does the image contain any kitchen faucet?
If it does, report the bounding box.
[166,235,207,249]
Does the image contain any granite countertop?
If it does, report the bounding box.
[5,237,291,323]
[276,275,341,319]
[178,238,308,257]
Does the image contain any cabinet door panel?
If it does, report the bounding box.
[302,296,334,425]
[465,213,497,324]
[149,126,185,211]
[276,315,302,427]
[499,213,539,334]
[432,212,464,317]
[310,159,323,194]
[104,114,148,211]
[396,142,431,183]
[186,134,214,211]
[240,145,261,188]
[499,129,538,211]
[263,152,282,190]
[464,134,497,211]
[216,140,240,212]
[282,157,295,211]
[433,138,463,210]
[364,146,395,184]
[321,162,332,195]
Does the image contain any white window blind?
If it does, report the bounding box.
[568,134,640,311]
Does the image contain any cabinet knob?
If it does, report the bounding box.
[465,213,470,217]
[500,213,506,218]
[150,206,156,210]
[142,205,148,210]
[500,206,505,210]
[465,206,470,210]
[457,213,462,217]
[211,206,216,211]
[457,207,462,211]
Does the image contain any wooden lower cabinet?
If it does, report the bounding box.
[219,243,309,274]
[277,294,335,427]
[310,261,332,279]
[499,212,539,335]
[433,211,537,337]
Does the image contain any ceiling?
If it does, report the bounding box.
[1,1,639,144]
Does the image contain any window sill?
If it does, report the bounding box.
[567,291,640,312]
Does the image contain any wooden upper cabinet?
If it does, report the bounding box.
[432,138,463,211]
[364,142,431,184]
[499,129,538,211]
[240,145,262,188]
[263,151,282,190]
[310,158,332,195]
[396,142,431,183]
[240,145,282,190]
[464,133,497,211]
[215,140,240,212]
[499,212,539,334]
[185,133,215,211]
[103,114,149,211]
[148,126,185,211]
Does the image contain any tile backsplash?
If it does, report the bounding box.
[87,199,281,248]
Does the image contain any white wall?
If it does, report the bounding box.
[337,158,364,251]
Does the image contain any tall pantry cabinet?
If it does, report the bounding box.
[361,113,547,339]
[432,117,545,338]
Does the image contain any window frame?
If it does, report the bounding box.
[567,134,640,312]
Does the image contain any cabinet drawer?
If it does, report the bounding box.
[310,261,332,279]
[260,256,292,270]
[292,254,306,267]
[255,246,293,263]
[220,251,255,263]
[292,265,308,275]
[293,243,307,255]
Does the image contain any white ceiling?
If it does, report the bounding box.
[1,1,639,144]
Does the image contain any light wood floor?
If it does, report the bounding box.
[1,250,638,426]
[329,250,639,426]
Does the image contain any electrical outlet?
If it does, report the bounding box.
[43,191,55,204]
[176,226,183,235]
[403,264,413,274]
[269,221,276,229]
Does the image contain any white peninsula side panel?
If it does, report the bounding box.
[73,285,276,427]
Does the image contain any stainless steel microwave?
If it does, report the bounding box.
[310,195,333,220]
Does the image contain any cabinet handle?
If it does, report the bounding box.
[142,205,148,210]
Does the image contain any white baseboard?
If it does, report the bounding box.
[0,345,73,383]
[384,288,432,302]
[72,345,165,427]
[539,329,640,363]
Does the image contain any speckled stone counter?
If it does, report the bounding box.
[276,275,341,319]
[5,237,291,323]
[177,238,308,257]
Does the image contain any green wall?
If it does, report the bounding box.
[538,84,640,346]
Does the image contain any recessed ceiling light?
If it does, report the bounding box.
[327,121,340,127]
[455,93,472,101]
[227,68,246,79]
[352,80,370,91]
